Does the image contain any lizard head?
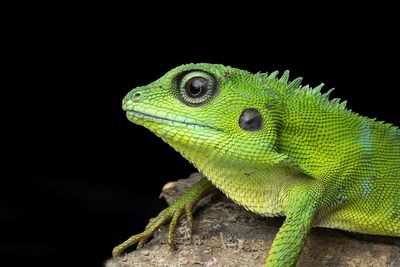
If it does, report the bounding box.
[122,63,287,167]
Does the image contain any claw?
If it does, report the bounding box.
[137,236,148,249]
[167,210,182,249]
[112,246,122,258]
[112,178,214,257]
[112,234,140,257]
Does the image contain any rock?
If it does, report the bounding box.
[106,173,400,267]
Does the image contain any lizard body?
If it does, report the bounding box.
[115,63,400,266]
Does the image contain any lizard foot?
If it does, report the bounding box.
[112,177,213,257]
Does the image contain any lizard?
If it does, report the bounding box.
[113,63,400,266]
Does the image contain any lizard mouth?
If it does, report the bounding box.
[126,110,222,131]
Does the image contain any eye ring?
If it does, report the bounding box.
[177,70,218,106]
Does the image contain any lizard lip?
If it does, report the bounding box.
[126,110,222,131]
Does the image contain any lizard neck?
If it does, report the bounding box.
[174,139,306,217]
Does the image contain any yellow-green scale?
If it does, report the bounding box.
[278,89,400,235]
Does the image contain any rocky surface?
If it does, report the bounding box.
[106,173,400,267]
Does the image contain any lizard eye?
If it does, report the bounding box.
[185,77,208,98]
[178,71,218,106]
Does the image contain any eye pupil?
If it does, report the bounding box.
[185,77,208,98]
[190,80,203,95]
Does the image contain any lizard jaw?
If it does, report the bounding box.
[125,110,223,132]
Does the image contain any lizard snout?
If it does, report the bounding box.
[122,87,144,111]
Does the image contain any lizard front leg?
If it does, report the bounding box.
[112,177,214,257]
[265,182,334,267]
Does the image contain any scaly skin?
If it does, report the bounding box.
[115,63,400,266]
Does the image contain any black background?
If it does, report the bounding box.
[4,5,399,267]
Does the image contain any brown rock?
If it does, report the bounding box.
[106,173,400,267]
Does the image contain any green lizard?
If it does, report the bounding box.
[113,63,400,266]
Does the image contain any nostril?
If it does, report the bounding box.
[133,92,141,100]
